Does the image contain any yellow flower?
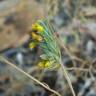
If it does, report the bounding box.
[32,23,44,32]
[32,32,43,41]
[38,60,50,68]
[29,42,38,49]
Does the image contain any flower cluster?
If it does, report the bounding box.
[29,19,61,70]
[29,23,44,49]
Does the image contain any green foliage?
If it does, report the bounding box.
[31,19,61,70]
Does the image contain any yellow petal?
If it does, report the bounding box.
[32,33,43,41]
[38,60,50,68]
[29,42,38,49]
[32,23,44,32]
[44,61,50,67]
[38,61,45,68]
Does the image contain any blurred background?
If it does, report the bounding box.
[0,0,96,96]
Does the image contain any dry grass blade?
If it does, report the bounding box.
[1,57,61,96]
